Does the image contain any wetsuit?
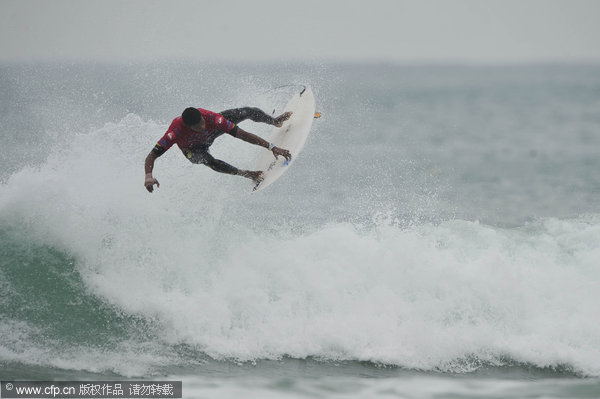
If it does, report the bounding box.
[152,107,276,175]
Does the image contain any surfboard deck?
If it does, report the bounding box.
[252,87,316,192]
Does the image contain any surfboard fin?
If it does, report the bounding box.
[252,174,265,192]
[314,112,321,119]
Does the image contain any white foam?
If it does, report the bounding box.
[2,116,600,376]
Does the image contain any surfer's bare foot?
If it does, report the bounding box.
[241,170,263,183]
[274,112,293,127]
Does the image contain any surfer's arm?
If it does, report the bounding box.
[144,151,160,193]
[144,132,175,193]
[234,128,292,161]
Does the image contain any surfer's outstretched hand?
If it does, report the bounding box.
[145,175,160,193]
[272,146,292,161]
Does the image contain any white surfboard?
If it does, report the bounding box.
[252,87,316,192]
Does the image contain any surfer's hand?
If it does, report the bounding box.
[273,147,291,161]
[145,175,160,193]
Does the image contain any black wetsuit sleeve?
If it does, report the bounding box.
[152,144,167,156]
[228,125,239,137]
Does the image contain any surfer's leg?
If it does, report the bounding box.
[220,107,275,125]
[220,107,292,127]
[199,152,240,175]
[200,151,263,182]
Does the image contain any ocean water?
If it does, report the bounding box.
[1,62,600,398]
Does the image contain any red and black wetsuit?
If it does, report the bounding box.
[152,108,238,162]
[152,107,276,174]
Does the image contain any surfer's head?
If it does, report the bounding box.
[182,107,205,131]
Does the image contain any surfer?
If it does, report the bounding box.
[144,107,292,193]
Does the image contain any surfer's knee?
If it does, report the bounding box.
[234,107,264,121]
[246,107,263,114]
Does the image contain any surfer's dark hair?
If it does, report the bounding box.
[182,107,202,126]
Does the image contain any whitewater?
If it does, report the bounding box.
[1,62,600,398]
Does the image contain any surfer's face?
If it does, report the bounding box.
[188,117,205,132]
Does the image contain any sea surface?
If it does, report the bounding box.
[1,62,600,398]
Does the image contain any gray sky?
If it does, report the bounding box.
[1,0,599,63]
